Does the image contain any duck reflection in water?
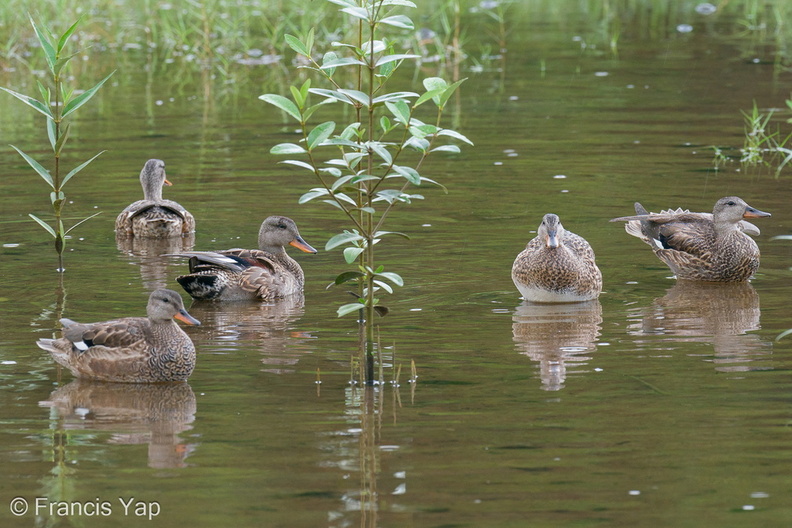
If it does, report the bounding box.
[186,294,314,374]
[627,281,771,372]
[39,380,197,469]
[512,300,602,391]
[116,234,195,291]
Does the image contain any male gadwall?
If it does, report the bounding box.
[610,196,771,282]
[172,216,317,301]
[115,159,195,238]
[512,213,603,302]
[36,289,200,382]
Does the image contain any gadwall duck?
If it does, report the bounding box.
[610,196,771,282]
[172,216,317,301]
[115,159,196,238]
[36,289,201,383]
[512,213,603,302]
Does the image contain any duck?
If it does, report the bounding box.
[610,196,771,282]
[115,159,196,238]
[36,289,201,383]
[171,215,317,301]
[512,213,603,302]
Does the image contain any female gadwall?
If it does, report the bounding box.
[172,216,317,301]
[610,196,771,282]
[512,213,603,302]
[36,289,200,382]
[115,159,195,238]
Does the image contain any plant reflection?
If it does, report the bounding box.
[512,301,602,391]
[627,281,771,372]
[116,234,195,291]
[39,379,198,469]
[185,296,312,374]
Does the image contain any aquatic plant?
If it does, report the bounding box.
[260,0,471,384]
[0,17,113,272]
[710,100,792,175]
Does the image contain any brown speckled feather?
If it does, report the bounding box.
[173,216,317,301]
[611,196,771,282]
[115,159,195,238]
[36,289,200,383]
[512,214,602,303]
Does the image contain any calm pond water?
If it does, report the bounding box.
[2,3,792,527]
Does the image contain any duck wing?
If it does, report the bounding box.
[60,317,150,352]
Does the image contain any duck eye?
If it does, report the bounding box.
[727,201,735,206]
[276,223,287,229]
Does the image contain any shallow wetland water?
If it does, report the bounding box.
[2,2,792,527]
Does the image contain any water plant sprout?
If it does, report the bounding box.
[1,17,113,272]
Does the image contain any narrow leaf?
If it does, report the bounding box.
[373,230,410,240]
[62,71,115,118]
[379,0,417,7]
[320,56,366,70]
[290,85,305,108]
[29,213,57,237]
[54,123,71,156]
[374,54,420,67]
[259,94,302,121]
[0,87,53,118]
[30,18,56,71]
[431,144,461,154]
[280,159,315,171]
[46,116,56,150]
[57,18,82,51]
[379,15,415,30]
[61,150,106,187]
[64,211,102,234]
[10,145,53,187]
[372,91,419,105]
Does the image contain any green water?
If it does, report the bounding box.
[2,4,792,527]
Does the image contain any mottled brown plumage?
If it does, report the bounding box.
[36,289,200,383]
[512,214,603,303]
[172,216,317,301]
[610,196,771,282]
[115,159,195,238]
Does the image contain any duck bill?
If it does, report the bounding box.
[545,232,559,249]
[164,178,173,186]
[174,309,201,326]
[290,237,318,254]
[743,206,771,218]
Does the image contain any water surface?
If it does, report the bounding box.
[1,4,792,527]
